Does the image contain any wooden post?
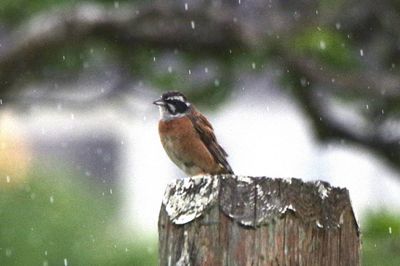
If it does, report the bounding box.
[158,175,360,266]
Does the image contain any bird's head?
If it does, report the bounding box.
[153,91,191,120]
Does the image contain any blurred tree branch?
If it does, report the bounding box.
[1,0,400,173]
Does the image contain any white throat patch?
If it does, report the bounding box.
[158,106,185,121]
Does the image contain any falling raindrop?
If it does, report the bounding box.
[184,3,188,10]
[252,62,256,69]
[319,40,326,50]
[64,258,68,266]
[360,49,364,56]
[190,21,195,29]
[300,77,307,87]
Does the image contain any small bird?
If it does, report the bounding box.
[153,91,233,176]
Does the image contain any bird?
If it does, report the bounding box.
[153,91,234,176]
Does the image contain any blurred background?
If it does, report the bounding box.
[0,0,400,265]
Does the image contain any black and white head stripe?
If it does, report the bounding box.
[161,91,187,103]
[161,91,191,114]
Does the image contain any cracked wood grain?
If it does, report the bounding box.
[158,175,360,266]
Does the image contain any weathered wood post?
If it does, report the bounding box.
[158,175,360,266]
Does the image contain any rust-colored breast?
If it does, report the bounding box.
[158,116,223,175]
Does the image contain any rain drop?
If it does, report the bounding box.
[360,49,364,56]
[319,40,326,50]
[184,3,188,10]
[190,21,195,29]
[300,77,307,87]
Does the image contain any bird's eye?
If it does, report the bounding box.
[173,101,188,113]
[166,100,188,114]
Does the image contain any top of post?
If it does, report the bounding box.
[162,175,358,231]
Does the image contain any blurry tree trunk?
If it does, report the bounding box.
[158,175,360,266]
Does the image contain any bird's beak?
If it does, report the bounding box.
[153,98,165,106]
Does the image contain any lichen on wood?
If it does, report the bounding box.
[162,175,358,229]
[159,175,360,266]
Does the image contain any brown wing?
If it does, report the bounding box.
[188,107,234,174]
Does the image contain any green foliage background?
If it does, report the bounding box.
[0,166,157,265]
